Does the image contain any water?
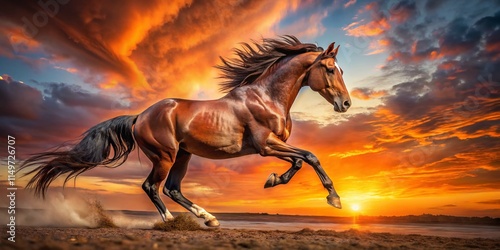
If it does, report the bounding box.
[111,211,500,239]
[220,221,500,239]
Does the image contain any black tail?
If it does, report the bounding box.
[20,115,138,198]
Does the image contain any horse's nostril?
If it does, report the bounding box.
[343,100,351,108]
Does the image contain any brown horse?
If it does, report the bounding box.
[20,35,351,227]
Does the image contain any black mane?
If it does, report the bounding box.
[216,35,322,92]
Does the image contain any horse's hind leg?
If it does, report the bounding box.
[136,138,176,222]
[163,149,219,227]
[142,160,173,222]
[264,157,303,188]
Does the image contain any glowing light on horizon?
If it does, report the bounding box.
[351,204,361,212]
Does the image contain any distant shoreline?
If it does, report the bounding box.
[110,210,500,226]
[7,207,500,226]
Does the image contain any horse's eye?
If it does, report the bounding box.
[326,67,334,74]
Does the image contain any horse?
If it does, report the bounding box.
[20,35,351,227]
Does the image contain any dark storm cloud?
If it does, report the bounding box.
[424,0,446,12]
[44,82,129,109]
[0,75,42,119]
[449,169,500,188]
[459,120,500,135]
[389,0,417,23]
[474,11,500,32]
[438,18,482,56]
[380,5,500,121]
[0,75,133,158]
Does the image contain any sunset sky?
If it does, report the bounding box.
[1,0,499,218]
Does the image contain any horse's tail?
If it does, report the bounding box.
[20,115,138,198]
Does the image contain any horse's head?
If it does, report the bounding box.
[305,42,351,113]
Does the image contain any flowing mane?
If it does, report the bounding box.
[216,35,323,92]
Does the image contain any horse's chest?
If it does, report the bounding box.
[256,112,288,139]
[247,101,289,140]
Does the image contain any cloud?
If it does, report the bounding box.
[44,82,130,110]
[438,18,482,57]
[0,74,42,119]
[344,0,356,9]
[351,87,387,100]
[331,1,500,206]
[1,0,301,103]
[388,0,417,23]
[429,204,457,210]
[477,199,500,205]
[130,0,299,100]
[0,75,134,159]
[279,10,328,40]
[343,14,390,37]
[343,3,390,37]
[1,0,188,93]
[424,0,445,11]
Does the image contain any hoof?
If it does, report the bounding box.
[205,218,220,227]
[161,213,174,222]
[163,217,175,223]
[327,195,342,209]
[264,173,279,188]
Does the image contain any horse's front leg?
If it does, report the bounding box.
[259,133,342,209]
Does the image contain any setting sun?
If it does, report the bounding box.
[351,204,361,212]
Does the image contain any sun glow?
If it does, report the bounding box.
[351,204,361,212]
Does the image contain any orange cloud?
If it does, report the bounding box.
[386,48,442,63]
[438,60,458,71]
[351,87,387,100]
[365,38,390,55]
[343,15,390,37]
[364,2,377,11]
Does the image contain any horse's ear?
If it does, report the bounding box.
[332,45,340,56]
[324,42,335,55]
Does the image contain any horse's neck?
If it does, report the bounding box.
[259,52,319,114]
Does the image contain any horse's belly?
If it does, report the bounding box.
[180,110,256,158]
[181,133,256,159]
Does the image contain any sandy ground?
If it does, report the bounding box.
[2,226,499,250]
